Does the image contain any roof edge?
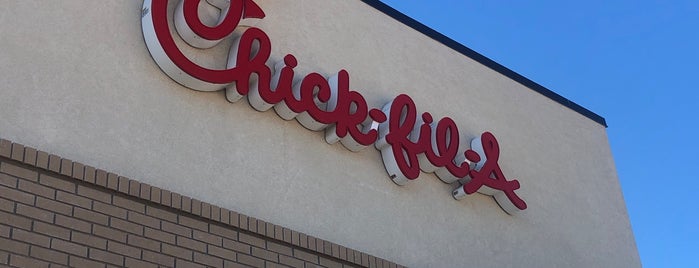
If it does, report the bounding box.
[362,0,608,127]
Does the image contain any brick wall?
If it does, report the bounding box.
[0,139,402,268]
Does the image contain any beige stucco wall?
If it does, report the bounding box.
[0,1,640,267]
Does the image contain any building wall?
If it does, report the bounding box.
[0,140,392,267]
[0,0,640,267]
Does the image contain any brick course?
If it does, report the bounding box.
[0,138,403,268]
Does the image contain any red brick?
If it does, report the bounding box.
[35,151,50,170]
[282,228,293,244]
[179,215,208,232]
[193,229,222,246]
[248,217,258,233]
[256,220,267,236]
[279,255,304,268]
[0,174,16,188]
[51,238,88,257]
[177,236,206,252]
[128,180,140,197]
[160,189,172,206]
[117,176,129,194]
[106,173,119,191]
[211,205,221,222]
[1,185,34,205]
[195,252,224,267]
[292,231,300,246]
[142,250,175,266]
[338,245,346,260]
[267,223,276,240]
[331,244,340,258]
[323,240,333,255]
[218,208,230,225]
[92,225,127,244]
[0,140,11,158]
[55,214,91,233]
[110,218,144,235]
[92,201,126,219]
[149,188,161,203]
[368,256,377,268]
[77,185,111,204]
[0,237,30,255]
[127,234,160,252]
[299,233,310,250]
[12,228,51,247]
[71,231,108,249]
[0,224,10,238]
[225,260,249,268]
[161,221,192,237]
[0,210,32,230]
[209,245,237,260]
[146,205,177,223]
[162,243,193,260]
[252,247,278,262]
[39,174,75,193]
[293,249,318,264]
[200,202,211,219]
[307,236,317,251]
[30,245,69,265]
[33,221,70,240]
[59,159,73,177]
[265,261,293,268]
[10,143,24,162]
[73,207,109,225]
[229,210,239,228]
[127,211,160,229]
[239,215,248,231]
[10,254,50,268]
[239,233,265,249]
[171,193,182,210]
[71,162,84,180]
[107,240,141,258]
[274,225,284,241]
[181,196,192,213]
[18,179,55,199]
[125,257,158,268]
[210,224,237,240]
[1,162,38,181]
[55,191,91,210]
[69,256,106,268]
[95,169,108,187]
[177,258,207,268]
[36,197,72,216]
[89,248,124,266]
[83,166,96,184]
[223,239,251,254]
[352,250,362,265]
[23,147,37,166]
[140,183,151,200]
[320,257,342,268]
[112,195,145,214]
[16,203,54,223]
[48,155,61,173]
[237,254,265,268]
[267,241,293,256]
[144,227,175,244]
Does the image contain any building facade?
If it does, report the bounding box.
[0,1,640,267]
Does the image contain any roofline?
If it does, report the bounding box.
[361,0,608,127]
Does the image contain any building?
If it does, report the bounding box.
[0,0,641,267]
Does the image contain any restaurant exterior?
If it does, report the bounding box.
[0,1,640,267]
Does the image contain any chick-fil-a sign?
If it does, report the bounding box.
[141,0,527,214]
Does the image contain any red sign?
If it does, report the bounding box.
[141,0,526,214]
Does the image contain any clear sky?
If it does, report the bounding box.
[378,0,699,267]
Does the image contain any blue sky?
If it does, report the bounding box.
[379,1,699,267]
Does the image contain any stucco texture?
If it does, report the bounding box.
[0,1,640,267]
